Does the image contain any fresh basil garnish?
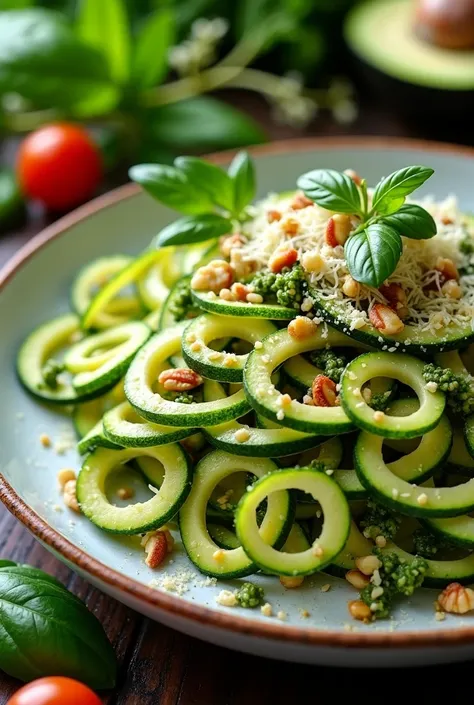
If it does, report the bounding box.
[129,163,214,215]
[0,564,117,688]
[228,151,256,218]
[130,151,258,245]
[382,203,437,240]
[296,163,436,288]
[174,156,234,212]
[156,214,232,247]
[371,166,434,215]
[297,169,362,215]
[345,223,402,288]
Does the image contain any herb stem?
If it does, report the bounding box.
[360,179,369,219]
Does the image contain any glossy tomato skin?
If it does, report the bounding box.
[7,676,102,705]
[17,123,102,211]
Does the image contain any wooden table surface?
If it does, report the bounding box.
[1,95,474,703]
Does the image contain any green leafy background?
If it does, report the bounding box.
[0,0,357,164]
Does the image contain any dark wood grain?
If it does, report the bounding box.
[1,93,473,703]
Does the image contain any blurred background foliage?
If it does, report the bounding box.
[0,0,358,165]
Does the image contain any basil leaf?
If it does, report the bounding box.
[0,566,117,688]
[383,204,437,240]
[372,166,434,215]
[156,214,232,248]
[0,9,111,108]
[147,96,266,151]
[345,223,402,288]
[174,156,234,212]
[76,0,131,83]
[129,163,214,214]
[297,169,362,214]
[228,151,256,218]
[132,8,175,89]
[0,564,63,588]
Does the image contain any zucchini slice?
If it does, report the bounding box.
[125,324,250,426]
[309,288,474,353]
[244,326,353,434]
[333,469,367,500]
[208,524,241,550]
[77,419,120,455]
[330,521,373,574]
[65,321,151,397]
[355,430,474,518]
[425,513,474,549]
[158,275,197,331]
[464,415,474,461]
[71,255,143,327]
[83,250,161,330]
[138,246,181,311]
[77,444,192,533]
[383,541,474,587]
[203,381,323,457]
[17,314,101,404]
[277,436,344,470]
[103,401,196,447]
[235,467,350,576]
[447,427,474,471]
[179,451,293,578]
[191,289,297,319]
[340,352,445,439]
[182,314,277,383]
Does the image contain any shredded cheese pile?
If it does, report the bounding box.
[239,191,474,340]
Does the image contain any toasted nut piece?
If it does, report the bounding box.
[159,368,203,392]
[219,288,235,301]
[288,316,317,340]
[63,479,80,513]
[57,468,76,488]
[144,530,172,569]
[301,250,325,274]
[369,303,404,335]
[246,292,264,304]
[268,247,298,274]
[355,555,382,576]
[441,215,454,225]
[441,279,462,299]
[230,249,258,280]
[345,569,370,590]
[325,214,352,247]
[344,169,362,186]
[231,282,250,301]
[282,218,299,236]
[348,600,372,622]
[342,275,360,298]
[220,232,246,258]
[380,282,407,307]
[312,374,338,407]
[267,209,282,223]
[280,575,304,589]
[291,192,313,210]
[39,433,51,448]
[436,256,459,281]
[438,582,474,614]
[117,486,134,500]
[191,259,234,293]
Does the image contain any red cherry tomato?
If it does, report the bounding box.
[7,677,102,705]
[17,123,102,211]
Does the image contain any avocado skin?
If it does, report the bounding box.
[350,52,474,127]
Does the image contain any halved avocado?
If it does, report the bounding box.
[344,0,474,120]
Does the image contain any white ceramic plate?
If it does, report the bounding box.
[2,137,474,668]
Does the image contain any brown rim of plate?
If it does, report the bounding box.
[2,135,474,651]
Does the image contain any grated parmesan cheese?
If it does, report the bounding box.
[238,193,474,338]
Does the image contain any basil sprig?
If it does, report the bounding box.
[130,151,256,248]
[297,165,436,287]
[0,562,117,688]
